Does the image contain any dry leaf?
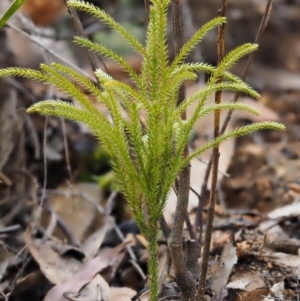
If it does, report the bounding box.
[44,244,125,301]
[62,274,110,301]
[44,183,103,242]
[110,287,137,301]
[227,279,250,290]
[80,224,108,261]
[24,228,81,285]
[209,242,237,301]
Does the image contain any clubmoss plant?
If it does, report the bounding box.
[0,0,284,300]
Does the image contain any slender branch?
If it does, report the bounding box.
[160,216,171,238]
[168,1,197,300]
[6,23,96,83]
[63,0,109,87]
[197,1,227,300]
[185,210,195,240]
[220,0,273,135]
[194,0,274,239]
[144,0,150,25]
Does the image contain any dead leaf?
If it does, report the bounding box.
[44,183,103,243]
[80,224,108,261]
[209,242,237,301]
[44,244,125,301]
[24,228,81,285]
[229,270,266,293]
[270,282,285,299]
[62,274,110,301]
[110,287,137,301]
[268,202,300,219]
[270,253,300,268]
[227,279,250,290]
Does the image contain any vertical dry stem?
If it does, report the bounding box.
[144,0,150,24]
[219,0,273,135]
[194,0,274,238]
[196,1,227,300]
[63,0,109,87]
[167,1,197,300]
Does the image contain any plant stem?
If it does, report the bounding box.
[197,1,227,300]
[144,0,150,25]
[169,164,197,301]
[168,1,197,300]
[148,228,159,301]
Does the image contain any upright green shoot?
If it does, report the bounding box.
[0,1,285,300]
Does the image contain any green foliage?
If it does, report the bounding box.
[0,0,27,29]
[0,1,285,300]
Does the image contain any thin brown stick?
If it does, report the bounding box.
[7,23,96,83]
[194,0,274,238]
[61,119,73,186]
[168,1,196,300]
[197,1,227,300]
[220,0,273,135]
[160,216,171,238]
[64,1,109,85]
[144,0,150,25]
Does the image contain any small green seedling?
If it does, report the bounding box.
[0,1,284,300]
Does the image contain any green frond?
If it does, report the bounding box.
[171,63,248,85]
[67,0,145,56]
[74,36,142,87]
[0,67,47,81]
[51,62,100,96]
[40,64,98,114]
[178,81,260,116]
[197,102,261,119]
[175,83,259,158]
[171,16,226,69]
[186,122,285,164]
[170,62,215,77]
[161,0,171,7]
[103,79,152,114]
[27,100,90,121]
[169,70,198,87]
[142,5,160,101]
[95,68,114,84]
[175,102,261,156]
[27,100,113,142]
[210,43,258,82]
[102,87,124,131]
[155,0,169,88]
